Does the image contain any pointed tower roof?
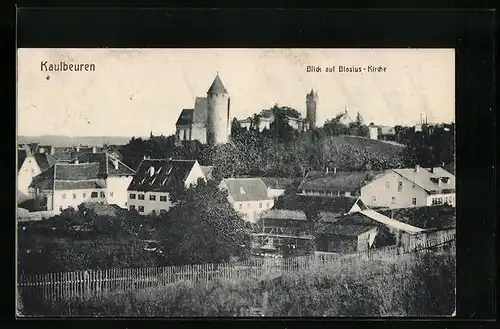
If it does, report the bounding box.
[207,74,228,94]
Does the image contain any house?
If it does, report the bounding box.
[17,148,57,198]
[29,152,135,212]
[360,165,456,209]
[259,209,308,236]
[67,152,136,208]
[260,177,294,199]
[298,168,382,198]
[126,159,206,215]
[219,178,275,223]
[316,213,381,253]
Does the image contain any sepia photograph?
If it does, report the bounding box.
[16,48,456,317]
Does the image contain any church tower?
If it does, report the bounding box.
[207,73,230,145]
[306,89,318,128]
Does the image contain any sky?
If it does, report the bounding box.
[17,48,455,137]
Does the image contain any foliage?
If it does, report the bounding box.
[156,179,251,265]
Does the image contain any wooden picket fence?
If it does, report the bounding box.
[18,233,455,304]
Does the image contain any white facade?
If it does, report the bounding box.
[127,191,172,215]
[106,176,134,208]
[369,126,379,140]
[361,171,456,209]
[126,160,206,215]
[207,93,230,144]
[18,155,41,197]
[231,198,275,223]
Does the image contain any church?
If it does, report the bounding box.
[175,74,231,145]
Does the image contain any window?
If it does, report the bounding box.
[259,202,262,209]
[138,205,145,213]
[109,192,114,197]
[129,205,136,211]
[385,182,390,188]
[160,195,167,202]
[91,192,98,198]
[398,182,403,192]
[391,197,396,204]
[130,193,136,199]
[412,197,417,205]
[62,193,67,199]
[83,193,87,198]
[372,196,377,203]
[150,195,156,201]
[432,197,444,205]
[138,194,145,200]
[100,191,105,198]
[345,191,351,196]
[73,193,77,199]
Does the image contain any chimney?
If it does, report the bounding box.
[74,158,79,164]
[113,158,118,170]
[39,147,45,154]
[92,146,97,153]
[50,146,55,155]
[441,162,445,168]
[76,145,80,152]
[415,165,420,173]
[430,167,435,173]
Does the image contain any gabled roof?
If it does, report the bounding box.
[127,159,198,193]
[392,167,455,194]
[30,163,107,191]
[18,149,28,171]
[261,177,294,190]
[378,205,456,230]
[176,109,194,126]
[221,178,271,202]
[33,153,57,172]
[192,97,208,124]
[69,152,135,177]
[261,209,307,221]
[359,209,425,234]
[207,74,228,94]
[299,171,382,193]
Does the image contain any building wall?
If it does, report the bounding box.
[184,162,207,187]
[232,199,275,223]
[176,125,192,141]
[369,126,378,140]
[191,123,207,144]
[360,171,429,209]
[357,227,378,251]
[207,93,230,144]
[106,176,133,208]
[52,188,107,212]
[127,191,172,215]
[18,156,41,197]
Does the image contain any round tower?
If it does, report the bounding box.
[206,74,230,145]
[306,89,318,128]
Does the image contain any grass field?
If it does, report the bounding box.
[18,248,455,317]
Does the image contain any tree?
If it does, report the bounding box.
[157,179,251,264]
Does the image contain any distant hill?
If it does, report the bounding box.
[17,135,145,147]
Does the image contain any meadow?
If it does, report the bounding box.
[18,247,455,317]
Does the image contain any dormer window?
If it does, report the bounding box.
[148,166,155,177]
[441,177,450,184]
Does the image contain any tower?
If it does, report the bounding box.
[206,73,230,145]
[306,89,318,128]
